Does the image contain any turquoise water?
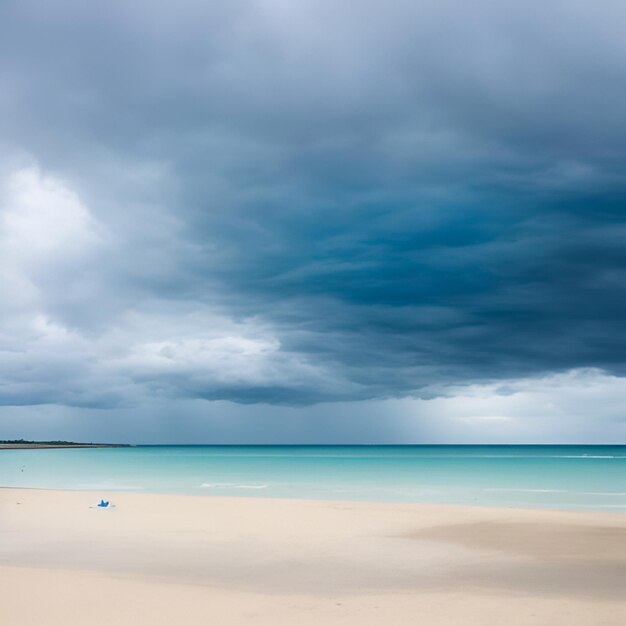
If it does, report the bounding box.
[1,445,625,510]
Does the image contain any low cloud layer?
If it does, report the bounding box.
[1,1,626,440]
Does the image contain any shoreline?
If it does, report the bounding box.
[0,443,132,449]
[2,483,626,514]
[1,487,625,625]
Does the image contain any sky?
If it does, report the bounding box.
[1,0,626,443]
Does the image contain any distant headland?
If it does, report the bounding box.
[0,439,132,449]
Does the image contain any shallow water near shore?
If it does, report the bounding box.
[1,445,625,510]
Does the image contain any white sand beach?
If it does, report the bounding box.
[1,488,625,625]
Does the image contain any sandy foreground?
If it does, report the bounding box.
[1,488,625,625]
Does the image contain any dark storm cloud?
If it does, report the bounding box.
[1,0,626,409]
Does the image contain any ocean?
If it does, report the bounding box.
[1,445,625,510]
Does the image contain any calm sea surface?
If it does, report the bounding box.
[1,445,625,510]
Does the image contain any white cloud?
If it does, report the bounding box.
[0,164,356,407]
[390,368,626,442]
[106,310,361,402]
[2,166,98,262]
[0,164,101,324]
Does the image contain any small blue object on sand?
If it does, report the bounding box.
[97,499,110,508]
